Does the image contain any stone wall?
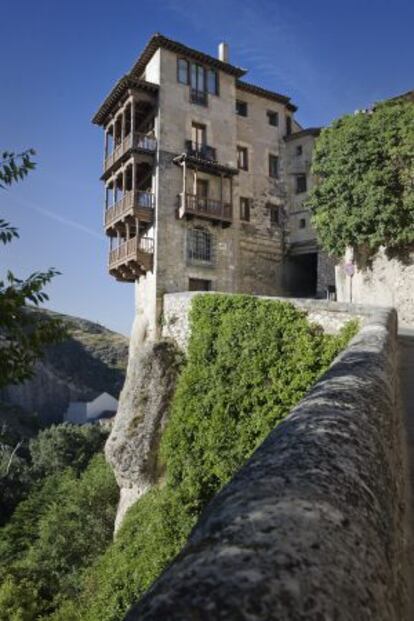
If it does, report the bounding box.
[126,304,408,621]
[336,247,414,328]
[162,291,366,351]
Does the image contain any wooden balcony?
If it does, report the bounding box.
[178,193,232,226]
[104,132,157,172]
[104,191,155,230]
[108,236,154,282]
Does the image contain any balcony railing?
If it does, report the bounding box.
[190,89,208,106]
[179,193,232,224]
[185,141,217,162]
[109,236,154,270]
[105,191,155,228]
[104,132,157,171]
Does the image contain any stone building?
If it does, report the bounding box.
[93,34,331,341]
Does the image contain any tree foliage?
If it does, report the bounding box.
[49,295,358,621]
[307,98,414,258]
[0,453,118,620]
[0,149,65,388]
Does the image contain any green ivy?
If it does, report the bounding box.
[51,295,357,621]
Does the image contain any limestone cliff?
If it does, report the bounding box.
[105,340,183,531]
[0,310,129,425]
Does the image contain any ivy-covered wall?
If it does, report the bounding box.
[29,295,357,620]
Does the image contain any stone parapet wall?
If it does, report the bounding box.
[162,291,368,351]
[127,303,408,620]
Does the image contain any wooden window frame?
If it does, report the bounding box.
[267,110,279,127]
[177,58,189,84]
[237,146,249,171]
[240,197,250,222]
[236,100,248,117]
[269,154,279,179]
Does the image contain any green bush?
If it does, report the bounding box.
[53,295,357,621]
[29,423,108,478]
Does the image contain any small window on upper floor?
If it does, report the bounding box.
[269,154,279,179]
[237,146,249,171]
[286,115,292,136]
[267,111,279,127]
[269,206,281,226]
[240,197,250,222]
[177,58,189,84]
[236,100,248,117]
[296,174,307,194]
[296,145,303,156]
[299,218,307,229]
[207,69,219,95]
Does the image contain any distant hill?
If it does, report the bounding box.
[0,310,129,425]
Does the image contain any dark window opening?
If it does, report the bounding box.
[267,111,279,126]
[189,278,212,291]
[177,58,189,84]
[236,100,248,117]
[187,228,213,263]
[296,145,303,156]
[207,69,219,95]
[270,206,281,225]
[299,218,306,229]
[237,146,248,171]
[240,197,250,222]
[269,154,279,178]
[295,174,307,194]
[286,115,292,136]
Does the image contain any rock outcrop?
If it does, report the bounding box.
[105,340,182,530]
[0,309,128,425]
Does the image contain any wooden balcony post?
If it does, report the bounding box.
[126,221,130,241]
[131,99,135,135]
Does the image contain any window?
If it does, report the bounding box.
[207,69,219,95]
[299,218,306,229]
[286,115,292,136]
[267,111,279,126]
[269,154,279,178]
[240,197,250,222]
[237,146,248,171]
[236,100,248,117]
[177,58,189,84]
[296,145,303,156]
[189,278,212,291]
[187,228,213,263]
[192,123,207,148]
[295,174,307,194]
[191,63,206,92]
[270,206,281,225]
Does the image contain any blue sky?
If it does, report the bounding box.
[0,0,412,335]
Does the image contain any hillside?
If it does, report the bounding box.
[0,309,129,425]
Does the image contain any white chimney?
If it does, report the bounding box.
[218,42,229,63]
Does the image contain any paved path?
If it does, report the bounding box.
[399,329,414,614]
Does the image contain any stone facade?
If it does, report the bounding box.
[93,34,330,338]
